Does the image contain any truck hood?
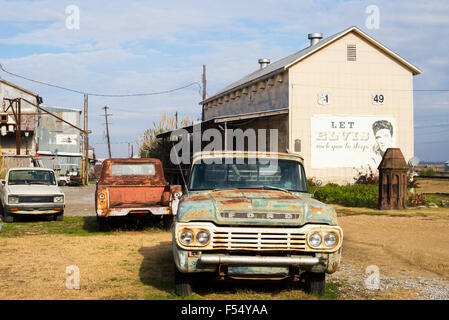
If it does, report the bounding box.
[177,190,337,226]
[6,185,64,196]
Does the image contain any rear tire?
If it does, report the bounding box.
[97,216,110,231]
[305,272,326,296]
[174,266,193,297]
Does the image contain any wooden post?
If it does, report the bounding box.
[202,65,206,121]
[103,106,112,159]
[15,98,21,155]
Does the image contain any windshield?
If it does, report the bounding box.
[189,158,308,192]
[110,164,155,175]
[8,170,56,185]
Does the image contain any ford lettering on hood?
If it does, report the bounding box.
[177,189,337,226]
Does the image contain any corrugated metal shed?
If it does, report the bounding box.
[36,105,82,175]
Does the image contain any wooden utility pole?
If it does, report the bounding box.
[15,99,21,155]
[202,64,206,121]
[103,106,112,159]
[83,94,89,186]
[2,98,22,155]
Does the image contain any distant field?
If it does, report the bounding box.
[416,178,449,194]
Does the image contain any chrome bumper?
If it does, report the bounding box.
[199,254,319,266]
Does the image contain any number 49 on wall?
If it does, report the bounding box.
[372,93,385,105]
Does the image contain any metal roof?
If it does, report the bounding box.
[156,108,289,138]
[40,105,82,113]
[202,26,421,104]
[0,79,38,97]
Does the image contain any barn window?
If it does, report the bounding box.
[347,44,356,61]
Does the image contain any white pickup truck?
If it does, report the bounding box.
[0,167,65,222]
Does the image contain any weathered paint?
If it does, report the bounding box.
[95,158,181,217]
[177,189,336,226]
[173,151,343,279]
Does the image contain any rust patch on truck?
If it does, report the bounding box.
[95,158,181,218]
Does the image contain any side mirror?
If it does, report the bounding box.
[311,179,322,198]
[1,180,5,186]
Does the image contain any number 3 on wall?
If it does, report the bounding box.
[372,93,385,105]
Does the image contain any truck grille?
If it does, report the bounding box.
[212,228,306,251]
[18,196,54,203]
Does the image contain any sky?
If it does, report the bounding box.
[0,0,448,161]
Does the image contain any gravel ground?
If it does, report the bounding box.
[61,185,96,217]
[328,263,449,300]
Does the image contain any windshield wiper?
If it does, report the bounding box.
[262,185,291,193]
[244,185,293,193]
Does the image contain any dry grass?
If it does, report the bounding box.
[332,204,449,220]
[2,207,449,300]
[0,230,338,300]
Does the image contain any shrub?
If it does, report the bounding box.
[420,168,436,177]
[313,183,378,208]
[353,167,379,185]
[407,192,427,207]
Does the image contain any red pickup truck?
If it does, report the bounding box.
[95,158,182,229]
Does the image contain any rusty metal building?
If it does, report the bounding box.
[197,26,421,183]
[0,79,42,167]
[35,105,83,176]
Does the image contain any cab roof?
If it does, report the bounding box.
[192,151,304,164]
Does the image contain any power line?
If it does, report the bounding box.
[0,63,201,97]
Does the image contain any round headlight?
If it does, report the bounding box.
[196,230,210,245]
[324,232,338,247]
[308,232,322,248]
[8,196,19,204]
[180,230,194,245]
[99,193,105,199]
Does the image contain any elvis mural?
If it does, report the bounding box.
[311,115,396,169]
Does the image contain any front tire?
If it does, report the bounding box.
[162,215,173,231]
[174,266,193,297]
[305,272,326,296]
[54,211,64,221]
[4,212,14,223]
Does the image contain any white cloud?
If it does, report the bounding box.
[0,0,448,159]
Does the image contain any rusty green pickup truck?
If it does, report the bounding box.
[172,151,343,296]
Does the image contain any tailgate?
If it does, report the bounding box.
[108,186,167,208]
